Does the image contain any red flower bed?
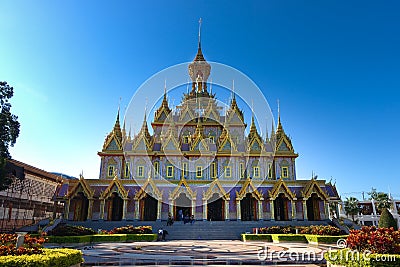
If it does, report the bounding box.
[346,226,400,254]
[108,225,152,234]
[0,233,47,256]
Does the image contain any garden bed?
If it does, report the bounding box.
[0,248,83,267]
[242,234,347,244]
[46,234,157,244]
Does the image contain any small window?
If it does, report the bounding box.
[183,136,189,144]
[124,163,130,178]
[282,167,289,178]
[154,162,159,175]
[209,136,215,144]
[107,166,115,177]
[137,166,144,177]
[196,166,202,178]
[167,166,174,178]
[253,166,260,178]
[210,162,217,178]
[239,163,245,178]
[182,162,188,177]
[224,166,232,178]
[268,163,272,178]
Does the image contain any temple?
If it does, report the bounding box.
[55,38,340,223]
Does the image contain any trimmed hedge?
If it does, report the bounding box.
[126,234,158,242]
[272,234,307,242]
[241,234,273,242]
[46,234,157,244]
[242,234,347,244]
[325,249,400,267]
[305,235,348,244]
[0,248,83,267]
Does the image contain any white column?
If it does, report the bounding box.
[203,199,207,221]
[122,199,128,220]
[270,198,275,220]
[157,199,162,221]
[327,201,331,219]
[100,199,105,220]
[303,199,308,220]
[225,200,230,220]
[64,199,71,220]
[192,199,196,218]
[134,199,140,220]
[236,200,241,220]
[324,201,329,220]
[291,199,297,220]
[257,200,263,220]
[169,199,174,217]
[87,199,94,220]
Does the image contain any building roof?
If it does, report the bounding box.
[8,159,63,183]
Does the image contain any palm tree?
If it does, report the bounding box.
[344,197,360,222]
[368,188,391,214]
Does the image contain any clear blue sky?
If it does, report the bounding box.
[1,1,399,199]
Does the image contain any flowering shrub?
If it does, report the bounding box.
[346,226,400,254]
[48,224,96,236]
[0,233,47,256]
[258,225,341,235]
[297,225,341,235]
[258,226,296,234]
[108,225,152,234]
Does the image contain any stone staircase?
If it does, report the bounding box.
[67,220,330,240]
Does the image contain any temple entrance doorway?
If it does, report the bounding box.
[241,193,257,221]
[72,192,88,221]
[207,193,224,221]
[174,193,191,221]
[307,193,322,221]
[274,193,289,221]
[109,192,123,221]
[140,194,157,221]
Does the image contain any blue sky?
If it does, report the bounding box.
[1,1,399,199]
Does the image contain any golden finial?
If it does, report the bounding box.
[198,18,202,49]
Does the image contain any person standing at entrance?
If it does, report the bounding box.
[178,209,183,221]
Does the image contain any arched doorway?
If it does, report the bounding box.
[274,193,289,221]
[207,193,224,221]
[72,192,89,221]
[307,193,322,221]
[241,193,257,221]
[140,194,157,221]
[108,192,123,221]
[174,193,191,221]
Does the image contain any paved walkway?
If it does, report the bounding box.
[53,240,335,266]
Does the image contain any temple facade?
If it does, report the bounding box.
[56,42,340,222]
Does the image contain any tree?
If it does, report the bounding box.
[0,81,20,190]
[378,208,398,230]
[344,197,360,222]
[368,188,391,213]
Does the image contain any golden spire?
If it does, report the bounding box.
[113,107,122,142]
[276,99,283,133]
[194,18,205,62]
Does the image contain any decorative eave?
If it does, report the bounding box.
[236,178,264,200]
[218,131,237,152]
[169,177,196,200]
[203,179,230,200]
[66,175,95,199]
[268,178,296,200]
[100,175,129,199]
[134,177,163,200]
[301,179,329,200]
